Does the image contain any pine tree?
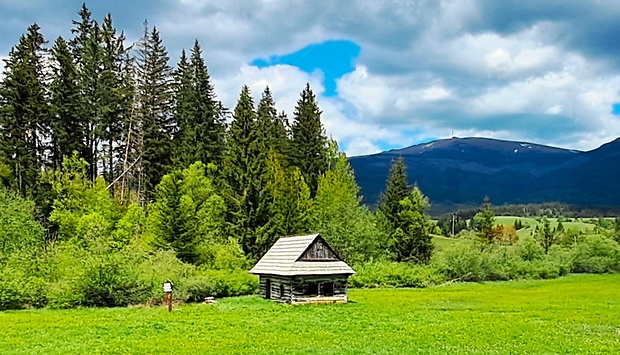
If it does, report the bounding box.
[70,4,101,179]
[0,23,49,197]
[256,87,289,158]
[99,14,133,186]
[536,217,556,254]
[134,23,174,201]
[49,36,87,169]
[474,197,495,243]
[390,186,434,263]
[225,85,266,256]
[145,162,226,264]
[173,41,226,170]
[289,83,328,197]
[377,157,410,233]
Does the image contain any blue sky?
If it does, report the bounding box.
[1,0,620,155]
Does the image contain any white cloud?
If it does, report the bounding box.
[4,0,620,155]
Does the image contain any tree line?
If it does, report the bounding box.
[0,5,434,269]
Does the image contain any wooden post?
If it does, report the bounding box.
[163,280,173,312]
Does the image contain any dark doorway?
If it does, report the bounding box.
[265,279,271,299]
[323,282,334,296]
[308,282,319,295]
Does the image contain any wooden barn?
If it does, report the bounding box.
[249,234,355,304]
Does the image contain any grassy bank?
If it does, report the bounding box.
[2,274,619,354]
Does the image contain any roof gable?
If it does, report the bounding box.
[298,237,340,261]
[249,234,355,276]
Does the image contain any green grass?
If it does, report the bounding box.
[432,235,458,250]
[2,275,620,354]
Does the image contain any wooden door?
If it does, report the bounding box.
[265,279,271,299]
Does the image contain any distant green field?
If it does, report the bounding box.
[493,216,601,239]
[2,275,619,354]
[432,235,458,250]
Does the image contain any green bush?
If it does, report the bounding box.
[78,256,151,307]
[571,236,620,273]
[349,261,445,288]
[182,270,259,302]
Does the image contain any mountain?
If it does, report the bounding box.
[348,137,620,214]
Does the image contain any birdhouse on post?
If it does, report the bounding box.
[163,280,173,312]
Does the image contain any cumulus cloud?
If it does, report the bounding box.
[2,0,620,155]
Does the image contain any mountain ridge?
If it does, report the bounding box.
[349,137,620,214]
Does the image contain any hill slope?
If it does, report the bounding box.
[349,137,620,213]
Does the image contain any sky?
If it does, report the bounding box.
[2,1,620,156]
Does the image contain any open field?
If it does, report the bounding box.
[432,235,457,250]
[1,274,619,354]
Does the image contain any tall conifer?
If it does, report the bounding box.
[135,23,174,200]
[70,4,101,179]
[0,24,49,197]
[173,41,226,169]
[289,84,328,197]
[377,157,410,231]
[49,36,87,169]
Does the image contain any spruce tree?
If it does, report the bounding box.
[70,4,101,179]
[135,23,174,201]
[377,157,410,233]
[289,83,328,197]
[390,186,434,263]
[173,41,226,170]
[0,23,49,197]
[256,87,289,157]
[49,36,87,169]
[99,14,133,186]
[473,197,495,243]
[225,86,265,256]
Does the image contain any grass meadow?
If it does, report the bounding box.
[1,274,619,354]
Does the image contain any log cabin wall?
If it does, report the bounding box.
[259,274,349,304]
[259,276,293,302]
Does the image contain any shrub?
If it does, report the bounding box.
[571,236,620,273]
[182,270,259,302]
[349,261,445,288]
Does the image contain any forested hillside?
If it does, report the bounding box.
[0,5,426,309]
[349,137,620,213]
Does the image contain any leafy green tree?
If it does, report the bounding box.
[0,23,49,197]
[145,162,227,264]
[47,153,121,244]
[313,152,383,263]
[473,197,495,243]
[0,189,45,257]
[289,83,328,197]
[377,157,410,234]
[613,217,620,244]
[134,23,174,201]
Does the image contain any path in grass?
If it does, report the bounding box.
[2,274,619,354]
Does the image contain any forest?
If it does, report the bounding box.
[0,5,619,310]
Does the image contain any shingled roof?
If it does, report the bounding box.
[249,234,355,276]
